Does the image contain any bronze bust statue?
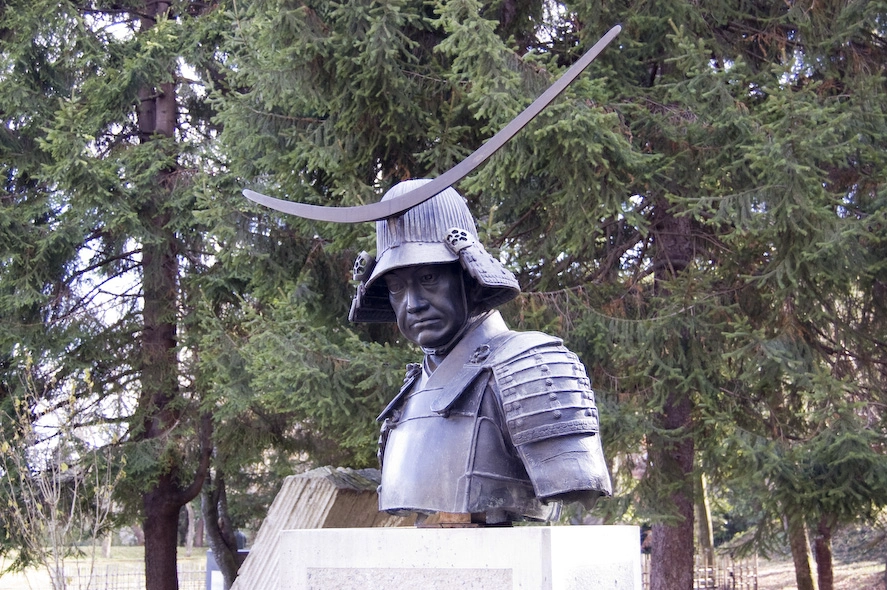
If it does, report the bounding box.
[242,27,622,525]
[349,180,612,525]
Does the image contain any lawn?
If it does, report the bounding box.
[0,546,206,590]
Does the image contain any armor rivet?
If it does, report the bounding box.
[515,401,522,409]
[545,378,553,387]
[541,365,549,373]
[586,408,594,416]
[553,410,562,419]
[515,418,524,427]
[471,344,491,363]
[549,393,558,401]
[534,354,543,362]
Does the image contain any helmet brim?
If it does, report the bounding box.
[365,242,459,289]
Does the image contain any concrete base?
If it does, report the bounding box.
[231,467,413,590]
[279,525,641,590]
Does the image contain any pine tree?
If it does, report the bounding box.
[5,0,886,588]
[215,1,887,588]
[0,1,225,588]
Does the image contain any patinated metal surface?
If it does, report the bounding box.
[348,179,520,323]
[353,182,612,521]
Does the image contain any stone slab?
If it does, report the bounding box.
[279,525,641,590]
[231,467,413,590]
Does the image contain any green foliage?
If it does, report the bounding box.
[210,0,887,561]
[4,0,886,578]
[196,285,415,471]
[1,0,227,574]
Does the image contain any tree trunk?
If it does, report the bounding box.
[787,514,818,590]
[135,3,211,589]
[648,203,696,590]
[195,516,204,548]
[140,419,212,590]
[648,389,696,590]
[695,472,715,564]
[139,187,195,590]
[132,523,145,545]
[185,502,196,557]
[813,516,834,590]
[140,213,187,590]
[203,472,242,590]
[144,480,182,590]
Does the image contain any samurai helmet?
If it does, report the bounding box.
[349,179,520,323]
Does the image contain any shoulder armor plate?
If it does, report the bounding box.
[491,335,599,447]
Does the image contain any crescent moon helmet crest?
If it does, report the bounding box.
[242,25,621,223]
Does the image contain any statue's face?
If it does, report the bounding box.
[383,263,467,349]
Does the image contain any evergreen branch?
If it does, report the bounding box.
[494,199,543,246]
[49,269,141,325]
[244,105,326,125]
[66,249,141,283]
[582,226,645,285]
[75,6,144,21]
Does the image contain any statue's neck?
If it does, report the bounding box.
[421,311,492,371]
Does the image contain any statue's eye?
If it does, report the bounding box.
[419,272,437,284]
[384,277,405,294]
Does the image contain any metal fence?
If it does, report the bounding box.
[60,566,205,590]
[54,553,760,590]
[642,554,759,590]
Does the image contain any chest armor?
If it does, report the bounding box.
[378,315,559,521]
[378,363,555,522]
[377,313,610,522]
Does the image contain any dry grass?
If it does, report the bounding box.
[754,522,887,590]
[757,558,885,590]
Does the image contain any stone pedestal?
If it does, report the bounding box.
[231,467,413,590]
[278,525,641,590]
